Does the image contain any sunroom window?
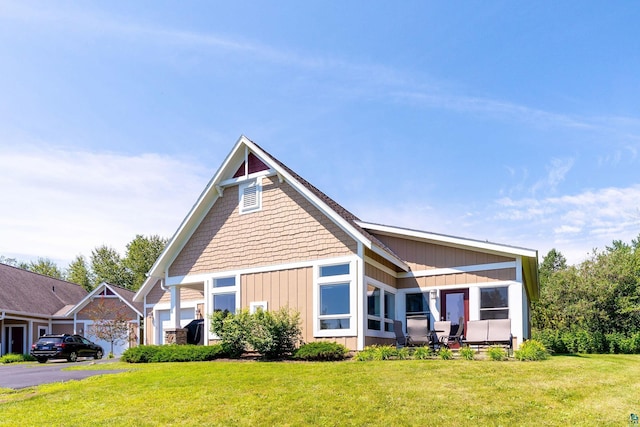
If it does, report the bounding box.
[480,287,509,320]
[367,283,396,333]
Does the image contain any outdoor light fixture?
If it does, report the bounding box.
[429,289,438,300]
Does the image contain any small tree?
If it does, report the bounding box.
[83,296,133,357]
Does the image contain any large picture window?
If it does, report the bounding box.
[480,287,509,320]
[315,261,356,336]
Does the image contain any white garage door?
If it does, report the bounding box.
[157,308,196,344]
[84,322,129,356]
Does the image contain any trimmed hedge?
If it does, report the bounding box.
[293,342,349,361]
[121,344,227,363]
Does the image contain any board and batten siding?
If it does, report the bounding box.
[397,268,517,289]
[240,267,356,349]
[372,234,513,272]
[169,177,358,277]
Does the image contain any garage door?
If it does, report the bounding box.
[84,322,129,356]
[157,308,196,344]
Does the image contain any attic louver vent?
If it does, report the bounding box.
[239,178,262,214]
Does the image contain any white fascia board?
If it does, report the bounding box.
[134,136,252,302]
[356,221,538,259]
[66,282,108,316]
[69,282,143,317]
[246,141,408,272]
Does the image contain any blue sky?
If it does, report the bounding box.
[1,1,639,267]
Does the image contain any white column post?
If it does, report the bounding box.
[170,285,182,329]
[356,244,365,351]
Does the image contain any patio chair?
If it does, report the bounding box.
[487,318,513,352]
[406,315,431,346]
[433,320,451,347]
[393,320,408,348]
[463,320,489,349]
[448,321,465,347]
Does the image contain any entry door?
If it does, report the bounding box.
[5,326,25,354]
[440,289,469,338]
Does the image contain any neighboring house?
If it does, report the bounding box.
[0,263,142,356]
[134,136,539,350]
[66,282,144,355]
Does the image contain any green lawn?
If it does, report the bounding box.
[1,355,639,426]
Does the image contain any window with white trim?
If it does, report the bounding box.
[212,276,237,314]
[315,261,356,336]
[480,287,509,320]
[367,283,396,333]
[239,178,262,214]
[406,292,431,330]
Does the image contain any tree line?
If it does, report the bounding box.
[533,234,640,353]
[1,234,167,292]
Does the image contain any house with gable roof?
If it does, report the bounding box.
[133,136,539,350]
[0,263,142,356]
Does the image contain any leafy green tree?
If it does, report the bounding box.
[539,248,567,280]
[123,234,167,291]
[23,257,64,279]
[0,256,19,267]
[91,245,133,289]
[66,255,93,291]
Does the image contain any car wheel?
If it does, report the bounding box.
[94,350,103,360]
[67,351,78,362]
[36,357,47,364]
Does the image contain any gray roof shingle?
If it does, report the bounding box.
[0,263,88,317]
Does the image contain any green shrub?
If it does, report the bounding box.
[515,339,549,361]
[487,346,508,361]
[354,346,376,361]
[354,345,403,361]
[395,346,411,360]
[0,353,26,364]
[532,329,567,354]
[121,344,226,363]
[459,346,475,361]
[438,347,453,360]
[210,309,252,358]
[372,345,397,360]
[247,307,302,359]
[412,346,433,360]
[293,342,348,361]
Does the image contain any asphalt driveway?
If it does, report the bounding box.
[0,357,126,389]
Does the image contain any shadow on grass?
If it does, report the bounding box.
[550,353,586,358]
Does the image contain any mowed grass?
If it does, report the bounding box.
[1,354,639,426]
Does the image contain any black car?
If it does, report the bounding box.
[31,334,104,363]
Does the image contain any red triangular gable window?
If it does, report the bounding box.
[233,153,270,178]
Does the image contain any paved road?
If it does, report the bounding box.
[0,357,126,389]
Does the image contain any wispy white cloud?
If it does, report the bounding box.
[0,144,210,266]
[530,157,574,195]
[3,1,640,140]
